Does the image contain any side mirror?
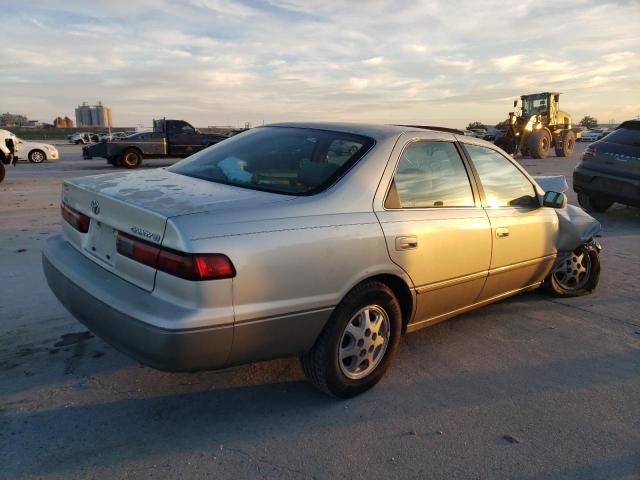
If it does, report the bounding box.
[554,94,559,102]
[542,191,567,209]
[513,99,518,108]
[195,129,201,134]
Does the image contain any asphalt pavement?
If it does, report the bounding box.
[1,143,639,480]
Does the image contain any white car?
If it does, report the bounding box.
[580,129,607,142]
[69,132,99,144]
[16,139,59,163]
[100,132,129,141]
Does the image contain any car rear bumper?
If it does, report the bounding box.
[42,234,233,371]
[573,164,640,207]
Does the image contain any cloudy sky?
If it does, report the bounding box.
[1,0,639,128]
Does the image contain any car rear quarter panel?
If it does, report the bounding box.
[189,213,411,362]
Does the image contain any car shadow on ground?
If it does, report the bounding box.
[3,321,639,478]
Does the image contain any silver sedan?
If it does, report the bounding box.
[43,123,602,397]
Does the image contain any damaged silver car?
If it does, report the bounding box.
[42,123,601,398]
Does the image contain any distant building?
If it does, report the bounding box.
[54,116,75,128]
[0,112,29,127]
[75,101,113,127]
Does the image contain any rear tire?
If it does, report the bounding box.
[555,131,576,157]
[0,162,5,183]
[543,243,600,297]
[577,192,613,212]
[528,130,551,159]
[300,281,402,398]
[28,149,46,163]
[121,148,143,169]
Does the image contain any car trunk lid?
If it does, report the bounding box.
[61,169,294,291]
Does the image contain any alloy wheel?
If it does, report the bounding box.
[338,305,390,380]
[552,249,591,291]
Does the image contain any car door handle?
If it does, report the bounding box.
[496,227,510,238]
[395,236,418,250]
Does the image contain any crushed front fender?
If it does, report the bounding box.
[555,204,601,252]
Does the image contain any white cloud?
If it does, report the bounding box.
[0,0,638,127]
[492,55,525,72]
[362,57,384,66]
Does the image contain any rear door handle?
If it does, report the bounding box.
[395,236,418,250]
[496,227,510,238]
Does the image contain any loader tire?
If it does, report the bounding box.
[555,131,576,157]
[528,130,551,159]
[494,136,516,155]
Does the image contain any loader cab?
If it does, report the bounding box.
[521,92,561,126]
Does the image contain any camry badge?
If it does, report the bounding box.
[131,226,161,243]
[90,200,100,215]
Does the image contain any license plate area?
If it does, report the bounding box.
[85,221,117,266]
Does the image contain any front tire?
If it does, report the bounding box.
[121,148,143,169]
[543,243,600,297]
[300,281,402,398]
[577,192,613,212]
[28,149,46,163]
[495,136,516,155]
[0,162,5,183]
[528,130,551,159]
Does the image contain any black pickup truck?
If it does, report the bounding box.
[82,119,229,169]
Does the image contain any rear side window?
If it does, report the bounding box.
[464,144,537,208]
[601,127,640,146]
[170,127,373,195]
[386,142,475,208]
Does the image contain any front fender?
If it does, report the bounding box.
[555,204,601,252]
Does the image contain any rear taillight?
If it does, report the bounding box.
[116,232,235,281]
[61,203,90,233]
[582,145,596,161]
[116,232,161,268]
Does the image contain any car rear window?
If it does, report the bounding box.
[169,127,374,195]
[601,127,640,146]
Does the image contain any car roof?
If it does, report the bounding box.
[264,122,460,141]
[617,120,640,130]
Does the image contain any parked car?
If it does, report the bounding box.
[483,127,506,142]
[43,123,602,398]
[574,120,640,211]
[82,119,228,168]
[580,129,608,142]
[16,138,59,163]
[68,132,99,144]
[0,128,19,183]
[98,132,128,141]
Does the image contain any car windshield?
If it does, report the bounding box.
[169,126,374,195]
[522,94,548,115]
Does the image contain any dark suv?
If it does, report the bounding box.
[573,120,640,212]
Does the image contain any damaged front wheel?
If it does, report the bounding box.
[543,242,600,297]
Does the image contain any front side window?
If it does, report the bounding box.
[386,141,475,208]
[522,94,548,115]
[464,144,537,208]
[170,127,373,195]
